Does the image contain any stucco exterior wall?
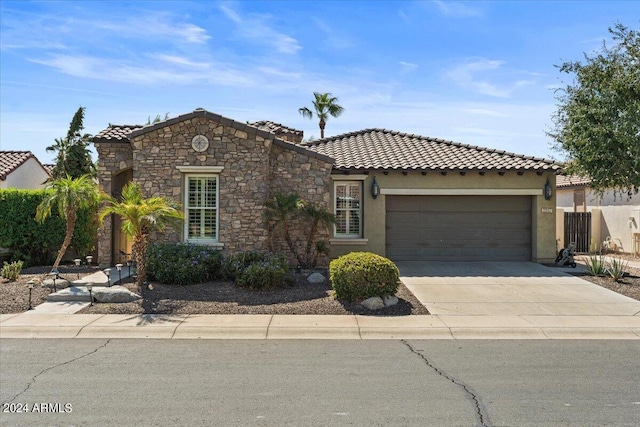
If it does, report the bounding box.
[557,187,640,209]
[0,158,50,189]
[556,187,639,253]
[329,170,557,263]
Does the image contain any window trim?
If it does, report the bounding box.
[184,174,219,244]
[333,180,363,239]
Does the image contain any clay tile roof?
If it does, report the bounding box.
[93,124,145,143]
[249,121,303,137]
[42,164,55,175]
[0,151,52,180]
[556,174,591,188]
[302,128,561,172]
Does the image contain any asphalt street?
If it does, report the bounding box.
[1,340,639,426]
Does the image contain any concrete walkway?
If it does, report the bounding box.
[1,262,638,340]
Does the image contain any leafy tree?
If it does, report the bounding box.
[99,183,184,288]
[36,175,98,271]
[264,193,335,268]
[145,113,170,125]
[47,107,96,179]
[299,92,344,139]
[548,23,640,197]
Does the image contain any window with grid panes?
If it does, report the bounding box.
[334,182,362,237]
[185,176,218,241]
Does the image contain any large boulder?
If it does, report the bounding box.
[361,296,385,310]
[92,286,141,303]
[42,278,70,289]
[307,272,326,284]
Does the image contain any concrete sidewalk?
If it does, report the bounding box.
[1,313,639,340]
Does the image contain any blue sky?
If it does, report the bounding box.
[1,1,637,164]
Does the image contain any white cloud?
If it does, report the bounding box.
[29,54,255,86]
[399,61,418,73]
[448,58,510,97]
[313,18,354,50]
[431,1,483,18]
[219,5,301,54]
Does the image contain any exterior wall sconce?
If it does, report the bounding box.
[371,176,380,199]
[544,177,553,200]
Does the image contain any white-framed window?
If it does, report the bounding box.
[184,175,218,242]
[334,181,362,238]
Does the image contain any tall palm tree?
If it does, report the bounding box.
[299,92,345,139]
[99,182,184,288]
[36,175,98,271]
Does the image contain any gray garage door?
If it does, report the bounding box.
[386,195,532,261]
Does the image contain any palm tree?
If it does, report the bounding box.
[99,182,184,288]
[36,175,98,271]
[299,92,345,139]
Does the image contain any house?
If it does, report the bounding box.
[556,175,640,253]
[93,108,560,267]
[0,151,51,190]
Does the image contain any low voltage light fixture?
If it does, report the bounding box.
[103,268,111,287]
[27,279,35,310]
[86,282,94,306]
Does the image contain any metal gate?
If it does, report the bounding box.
[564,212,591,252]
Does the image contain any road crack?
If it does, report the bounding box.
[402,340,490,427]
[3,339,111,404]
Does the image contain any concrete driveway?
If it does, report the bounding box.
[397,262,640,316]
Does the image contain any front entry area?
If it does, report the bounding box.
[386,195,532,261]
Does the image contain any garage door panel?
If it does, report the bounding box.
[386,195,532,261]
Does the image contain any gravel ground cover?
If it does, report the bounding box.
[0,266,100,314]
[76,275,429,316]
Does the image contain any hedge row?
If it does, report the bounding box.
[0,189,97,266]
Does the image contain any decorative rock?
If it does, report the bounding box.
[307,272,326,284]
[42,278,70,289]
[383,295,399,307]
[361,296,385,310]
[92,286,141,303]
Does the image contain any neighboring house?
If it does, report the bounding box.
[556,175,640,253]
[0,151,51,189]
[93,108,560,267]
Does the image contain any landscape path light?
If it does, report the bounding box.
[27,279,35,310]
[74,258,81,279]
[103,268,111,287]
[86,255,93,266]
[49,270,59,293]
[116,264,123,284]
[86,282,94,306]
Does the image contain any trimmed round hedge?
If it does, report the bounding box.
[329,252,400,302]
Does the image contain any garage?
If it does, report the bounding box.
[386,195,532,261]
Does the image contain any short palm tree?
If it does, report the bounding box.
[299,92,345,139]
[36,174,98,271]
[99,182,184,288]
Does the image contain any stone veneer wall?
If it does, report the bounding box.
[268,142,334,266]
[128,117,273,254]
[94,142,133,266]
[95,115,334,267]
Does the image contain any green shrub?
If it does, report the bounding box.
[329,252,400,302]
[146,243,223,285]
[1,260,23,281]
[585,254,606,276]
[0,189,96,266]
[235,255,289,290]
[221,251,272,280]
[607,258,628,282]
